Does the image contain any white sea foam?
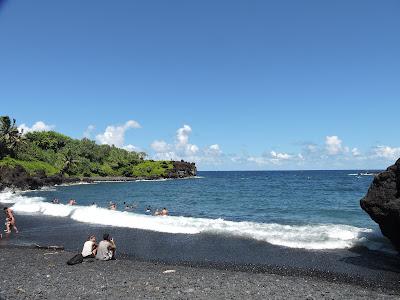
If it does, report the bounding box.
[135,176,203,182]
[0,190,46,204]
[134,178,171,182]
[0,191,393,251]
[55,182,96,186]
[348,173,376,176]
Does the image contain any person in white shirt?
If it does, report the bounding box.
[95,233,116,261]
[81,235,97,258]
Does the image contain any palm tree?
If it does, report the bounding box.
[60,149,80,175]
[0,116,24,158]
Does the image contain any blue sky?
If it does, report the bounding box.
[1,0,399,170]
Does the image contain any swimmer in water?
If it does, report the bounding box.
[68,199,77,205]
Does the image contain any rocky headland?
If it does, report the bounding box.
[0,165,79,191]
[360,158,400,250]
[0,160,197,192]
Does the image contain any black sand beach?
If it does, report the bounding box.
[1,246,399,300]
[1,209,400,299]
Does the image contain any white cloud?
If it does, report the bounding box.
[306,144,318,153]
[151,140,170,153]
[247,156,268,165]
[176,125,192,147]
[96,120,141,147]
[373,146,400,160]
[325,136,343,155]
[18,121,55,134]
[186,144,199,155]
[174,125,199,155]
[207,144,222,155]
[150,125,222,165]
[123,144,141,152]
[247,150,299,166]
[83,125,95,138]
[153,151,179,161]
[270,151,291,160]
[351,147,361,157]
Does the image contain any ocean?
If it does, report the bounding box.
[0,170,392,252]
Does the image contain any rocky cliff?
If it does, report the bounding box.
[360,158,400,250]
[0,165,79,191]
[167,160,197,178]
[0,160,197,191]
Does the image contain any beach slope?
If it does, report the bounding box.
[0,247,397,300]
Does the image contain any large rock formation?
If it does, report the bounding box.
[167,160,197,178]
[0,165,79,191]
[360,158,400,250]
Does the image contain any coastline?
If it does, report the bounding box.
[0,173,197,193]
[2,170,400,299]
[81,175,200,183]
[0,246,398,300]
[2,210,400,295]
[0,159,197,192]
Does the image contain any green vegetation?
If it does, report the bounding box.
[131,160,174,177]
[0,157,59,176]
[0,115,173,178]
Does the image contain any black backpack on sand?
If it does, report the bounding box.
[67,253,84,265]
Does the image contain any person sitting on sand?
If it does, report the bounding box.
[68,199,77,206]
[95,233,116,261]
[81,235,98,258]
[4,207,19,234]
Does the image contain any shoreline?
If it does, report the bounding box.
[0,175,199,193]
[0,161,197,193]
[2,210,400,295]
[2,172,400,299]
[0,245,398,299]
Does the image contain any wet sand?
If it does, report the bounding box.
[1,205,400,299]
[0,246,399,300]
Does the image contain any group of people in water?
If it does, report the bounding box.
[1,198,169,240]
[52,198,169,216]
[81,233,116,261]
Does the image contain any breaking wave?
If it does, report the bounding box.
[0,191,393,251]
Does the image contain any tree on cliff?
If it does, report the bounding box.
[59,148,81,175]
[0,115,194,179]
[0,116,24,159]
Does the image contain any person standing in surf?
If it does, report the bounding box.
[4,207,19,234]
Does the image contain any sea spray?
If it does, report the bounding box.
[1,190,388,251]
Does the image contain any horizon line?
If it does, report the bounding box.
[198,169,384,172]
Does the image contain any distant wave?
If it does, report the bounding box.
[0,191,393,252]
[94,176,204,183]
[133,178,172,182]
[348,173,376,176]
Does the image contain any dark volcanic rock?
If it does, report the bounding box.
[0,165,79,191]
[360,158,400,250]
[168,160,197,178]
